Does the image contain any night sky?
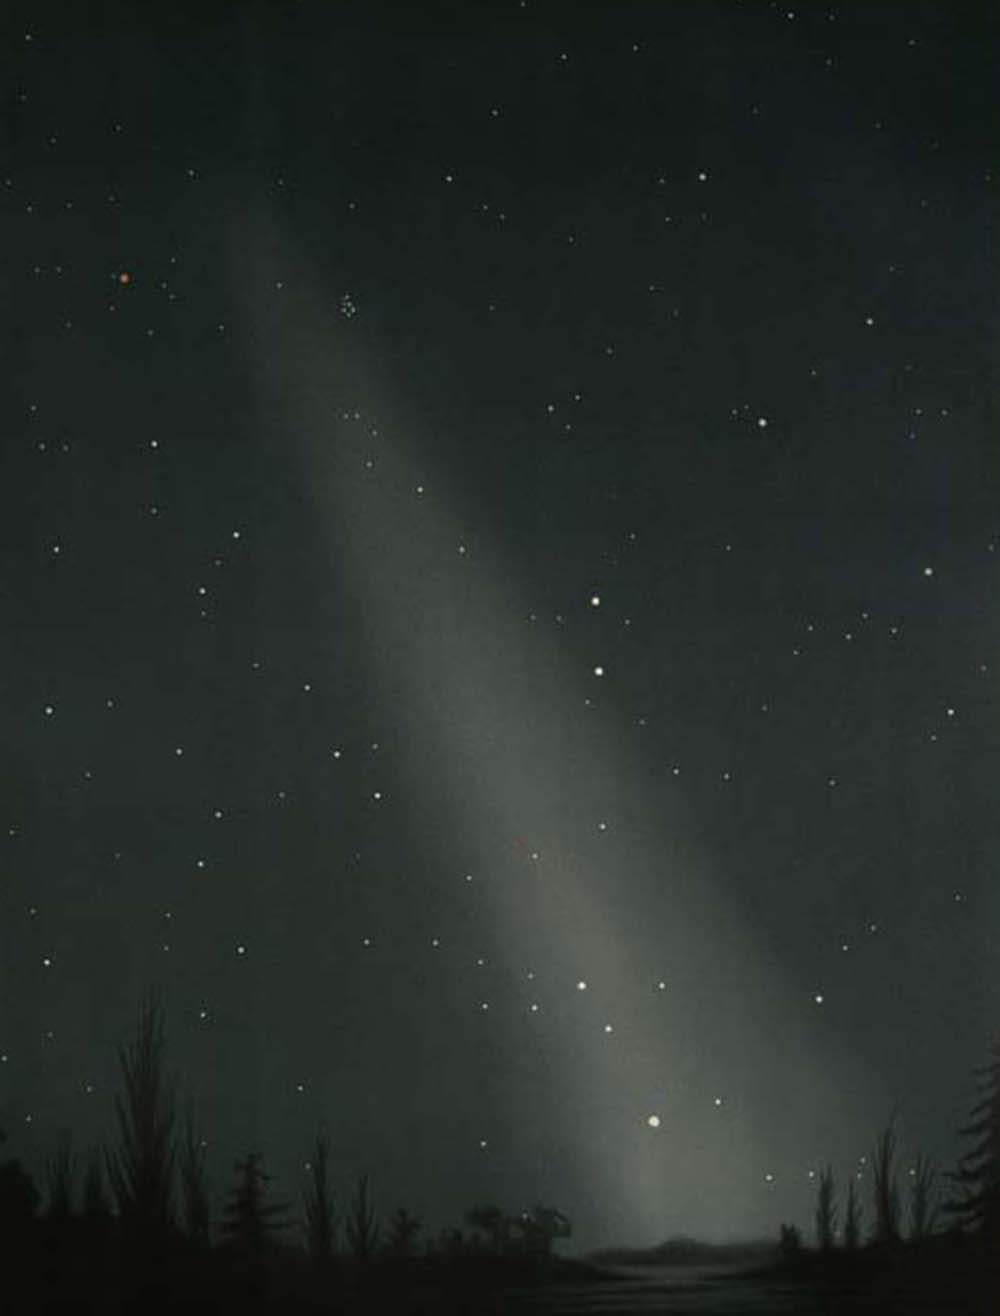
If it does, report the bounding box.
[3,0,998,1252]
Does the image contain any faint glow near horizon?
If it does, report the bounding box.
[238,227,880,1247]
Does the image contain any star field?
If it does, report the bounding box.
[1,0,998,1252]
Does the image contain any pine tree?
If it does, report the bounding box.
[942,1037,1000,1241]
[219,1152,290,1261]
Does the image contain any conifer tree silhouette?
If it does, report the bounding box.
[942,1036,1000,1242]
[219,1151,290,1303]
[219,1151,290,1259]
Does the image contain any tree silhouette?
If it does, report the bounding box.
[178,1100,210,1248]
[514,1205,571,1258]
[104,989,177,1249]
[814,1166,836,1252]
[77,1147,114,1300]
[466,1202,510,1254]
[0,1128,41,1292]
[778,1222,802,1261]
[219,1151,290,1259]
[908,1153,938,1242]
[843,1175,862,1251]
[0,1129,40,1228]
[302,1125,336,1266]
[385,1207,421,1258]
[870,1118,901,1245]
[82,1149,112,1224]
[44,1130,76,1224]
[345,1172,379,1261]
[218,1151,290,1304]
[942,1036,1000,1241]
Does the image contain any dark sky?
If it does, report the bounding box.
[2,0,998,1251]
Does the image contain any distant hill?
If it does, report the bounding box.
[588,1235,778,1268]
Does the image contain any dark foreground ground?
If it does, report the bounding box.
[509,1253,996,1315]
[14,1233,998,1313]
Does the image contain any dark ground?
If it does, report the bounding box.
[14,1231,997,1314]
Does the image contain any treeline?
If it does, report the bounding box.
[777,1038,1000,1278]
[2,989,998,1312]
[0,990,573,1313]
[779,1119,939,1257]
